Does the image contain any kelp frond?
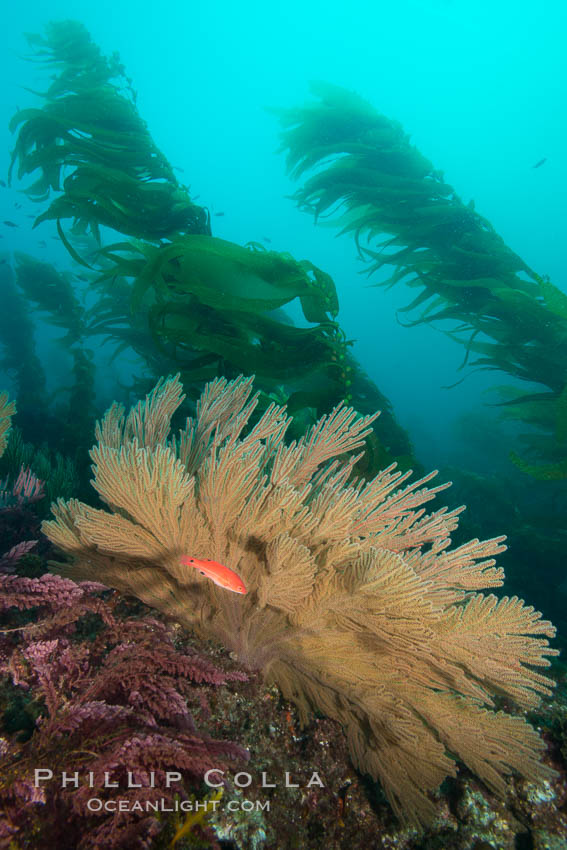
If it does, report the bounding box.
[274,82,567,475]
[9,20,208,241]
[10,24,416,477]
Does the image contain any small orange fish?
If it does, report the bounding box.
[181,556,247,594]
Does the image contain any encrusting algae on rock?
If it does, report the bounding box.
[42,373,558,826]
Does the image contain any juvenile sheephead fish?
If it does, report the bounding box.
[181,555,247,594]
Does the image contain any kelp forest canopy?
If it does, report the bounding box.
[6,21,413,474]
[274,82,567,480]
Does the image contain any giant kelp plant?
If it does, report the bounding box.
[9,21,209,241]
[7,21,414,474]
[43,374,558,827]
[0,257,95,501]
[274,82,567,479]
[0,264,48,440]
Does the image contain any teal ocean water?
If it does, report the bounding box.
[0,2,565,847]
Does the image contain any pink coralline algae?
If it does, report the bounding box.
[0,573,249,849]
[0,465,45,570]
[0,465,44,509]
[0,572,88,609]
[0,540,38,574]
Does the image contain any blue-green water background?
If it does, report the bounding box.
[0,2,565,560]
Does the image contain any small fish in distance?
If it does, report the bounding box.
[0,180,6,188]
[532,157,547,169]
[180,556,247,594]
[214,211,225,216]
[3,221,18,227]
